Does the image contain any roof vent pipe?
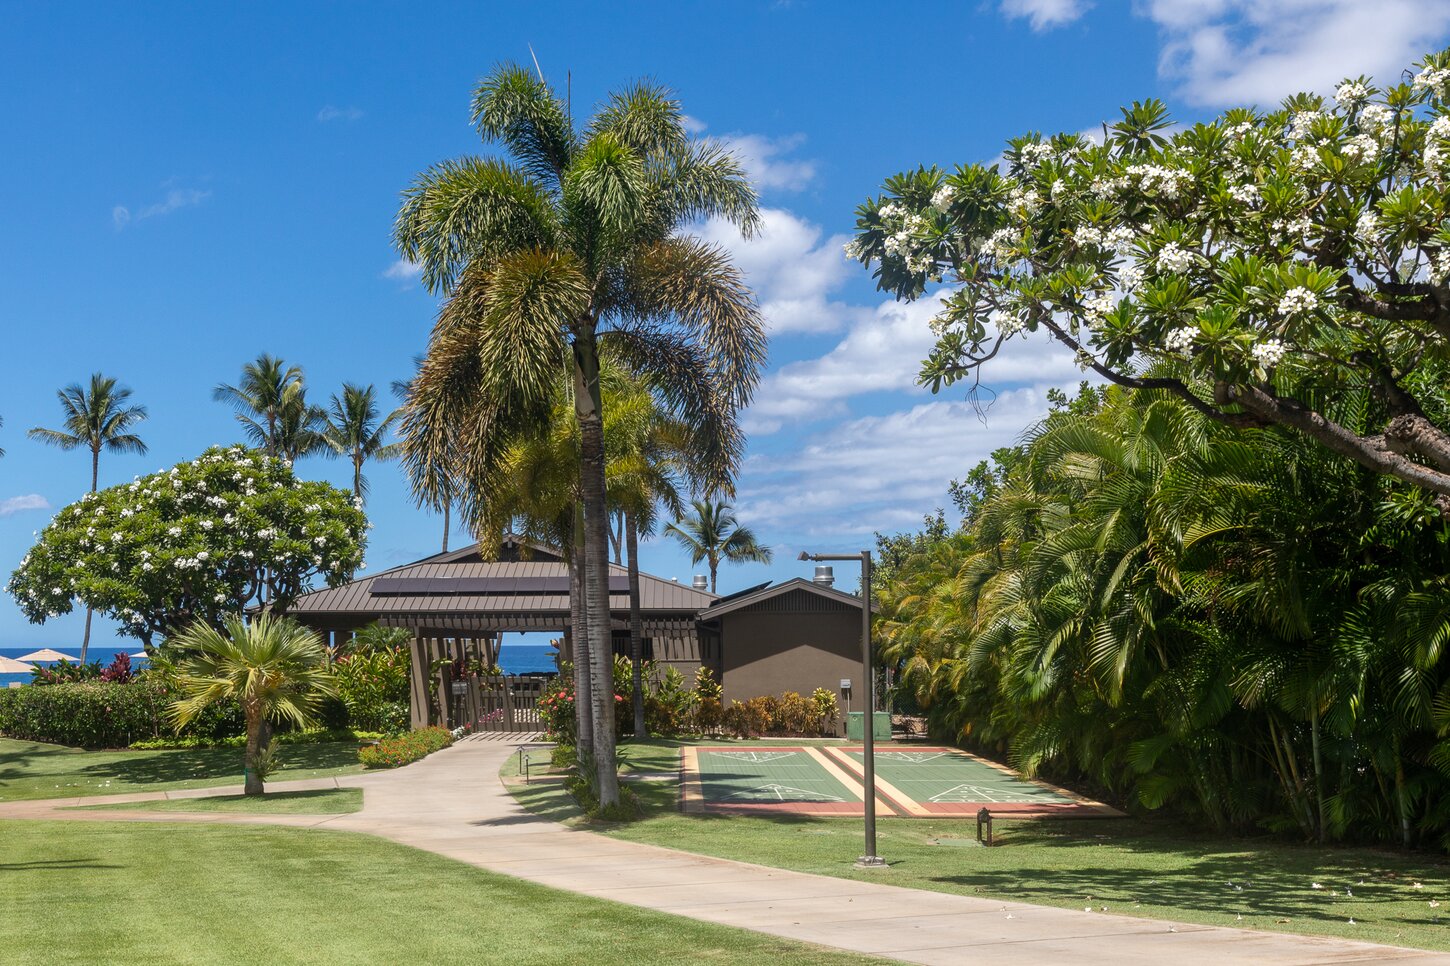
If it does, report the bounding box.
[692,575,709,591]
[813,565,834,587]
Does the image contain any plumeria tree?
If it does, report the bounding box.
[850,48,1450,509]
[7,445,367,646]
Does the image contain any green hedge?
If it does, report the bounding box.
[129,728,384,750]
[357,726,453,769]
[0,681,245,749]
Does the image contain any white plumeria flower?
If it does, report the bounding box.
[1278,287,1319,316]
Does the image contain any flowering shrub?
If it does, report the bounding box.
[333,644,409,733]
[849,47,1450,500]
[99,652,133,684]
[29,659,102,685]
[357,725,454,768]
[7,445,367,646]
[537,681,577,743]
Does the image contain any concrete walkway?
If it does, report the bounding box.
[5,736,1448,966]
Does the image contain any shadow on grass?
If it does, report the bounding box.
[0,858,122,871]
[72,743,360,786]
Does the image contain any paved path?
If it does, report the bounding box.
[5,737,1448,966]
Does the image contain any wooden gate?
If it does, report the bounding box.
[461,674,547,734]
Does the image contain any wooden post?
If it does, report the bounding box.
[408,631,429,730]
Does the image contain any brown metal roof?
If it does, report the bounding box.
[289,539,716,620]
[696,577,867,620]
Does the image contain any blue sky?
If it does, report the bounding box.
[2,0,1449,648]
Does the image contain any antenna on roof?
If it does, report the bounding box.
[527,43,544,82]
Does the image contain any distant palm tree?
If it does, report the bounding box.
[665,499,772,593]
[169,613,337,796]
[322,383,402,500]
[214,354,324,460]
[28,373,148,660]
[0,414,6,457]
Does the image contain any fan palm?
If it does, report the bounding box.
[322,383,402,500]
[168,613,337,796]
[215,354,325,460]
[665,499,772,593]
[28,373,148,660]
[396,66,764,805]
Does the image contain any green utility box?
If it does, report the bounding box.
[846,712,892,740]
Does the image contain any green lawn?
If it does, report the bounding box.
[0,820,885,965]
[0,737,364,801]
[507,738,1450,954]
[76,787,363,814]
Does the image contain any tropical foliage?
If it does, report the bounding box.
[394,65,765,806]
[7,446,366,645]
[321,383,402,500]
[850,47,1450,504]
[877,384,1450,847]
[169,613,338,795]
[214,354,326,461]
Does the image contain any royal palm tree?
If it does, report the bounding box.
[322,383,402,500]
[665,499,772,593]
[168,613,337,796]
[29,373,148,660]
[396,67,764,806]
[215,354,324,460]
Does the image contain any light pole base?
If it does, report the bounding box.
[854,855,889,869]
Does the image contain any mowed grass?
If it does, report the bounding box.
[507,738,1450,953]
[0,737,364,801]
[76,787,362,814]
[0,820,887,966]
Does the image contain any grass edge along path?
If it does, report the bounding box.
[0,736,365,802]
[73,787,364,815]
[504,738,1450,954]
[0,819,890,966]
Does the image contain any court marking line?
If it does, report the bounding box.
[818,746,925,817]
[874,751,949,764]
[835,746,1125,817]
[928,783,1046,804]
[803,747,897,817]
[721,783,844,803]
[713,750,800,764]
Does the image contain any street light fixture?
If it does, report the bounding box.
[799,548,887,869]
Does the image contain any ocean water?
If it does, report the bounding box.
[0,643,558,688]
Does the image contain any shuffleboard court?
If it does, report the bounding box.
[681,746,896,816]
[822,746,1121,817]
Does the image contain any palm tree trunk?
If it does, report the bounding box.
[1310,704,1326,844]
[573,332,620,808]
[243,712,267,796]
[354,454,363,499]
[709,557,719,594]
[441,502,450,553]
[82,448,100,662]
[626,508,646,738]
[570,512,593,754]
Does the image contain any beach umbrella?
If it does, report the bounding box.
[0,656,35,674]
[17,648,79,662]
[129,652,149,661]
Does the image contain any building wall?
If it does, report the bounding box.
[718,595,861,720]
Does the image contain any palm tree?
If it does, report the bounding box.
[396,66,764,806]
[665,499,772,593]
[28,373,148,660]
[168,613,337,796]
[322,383,402,500]
[215,354,324,460]
[392,362,457,551]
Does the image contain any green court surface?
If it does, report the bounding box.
[824,746,1119,817]
[681,744,1119,818]
[682,747,874,816]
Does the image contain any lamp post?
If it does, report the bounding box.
[799,549,886,869]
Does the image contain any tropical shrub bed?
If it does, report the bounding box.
[332,645,410,733]
[357,726,454,768]
[537,661,840,741]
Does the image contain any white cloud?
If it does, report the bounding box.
[383,258,423,285]
[1142,0,1450,106]
[696,208,860,335]
[0,494,50,517]
[721,133,816,192]
[681,114,708,135]
[317,105,365,123]
[745,291,1084,434]
[738,388,1055,543]
[113,186,211,230]
[1001,0,1091,31]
